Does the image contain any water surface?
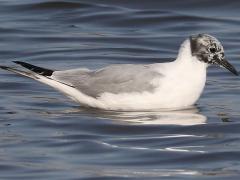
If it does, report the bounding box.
[0,0,240,179]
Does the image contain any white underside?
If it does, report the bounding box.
[36,40,207,110]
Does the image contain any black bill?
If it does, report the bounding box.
[214,57,239,76]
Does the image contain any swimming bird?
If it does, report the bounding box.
[0,34,238,110]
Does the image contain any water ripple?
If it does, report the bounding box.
[0,0,240,179]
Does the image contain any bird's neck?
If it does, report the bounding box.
[176,39,192,61]
[159,39,208,108]
[175,39,208,68]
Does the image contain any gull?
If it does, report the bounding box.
[0,34,238,110]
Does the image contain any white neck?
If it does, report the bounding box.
[176,39,192,61]
[174,39,208,70]
[175,39,206,66]
[155,39,208,108]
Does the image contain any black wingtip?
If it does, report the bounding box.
[13,61,54,76]
[13,61,22,64]
[0,65,10,70]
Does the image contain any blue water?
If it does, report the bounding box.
[0,0,240,179]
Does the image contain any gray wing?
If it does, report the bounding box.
[52,64,162,97]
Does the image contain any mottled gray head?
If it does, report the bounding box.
[190,33,238,76]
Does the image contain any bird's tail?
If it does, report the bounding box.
[0,61,73,97]
[0,61,54,80]
[0,61,103,108]
[0,64,39,80]
[13,61,54,76]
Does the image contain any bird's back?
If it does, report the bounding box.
[52,64,163,98]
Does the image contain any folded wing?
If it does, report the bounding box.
[52,64,162,97]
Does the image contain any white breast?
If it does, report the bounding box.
[154,59,207,109]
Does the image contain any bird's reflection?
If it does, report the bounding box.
[64,106,207,126]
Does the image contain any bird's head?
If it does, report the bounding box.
[190,33,238,76]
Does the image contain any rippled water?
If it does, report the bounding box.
[1,0,240,179]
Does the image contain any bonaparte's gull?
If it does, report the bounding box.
[0,34,238,110]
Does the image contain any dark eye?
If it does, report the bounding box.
[209,47,216,53]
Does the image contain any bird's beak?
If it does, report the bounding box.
[213,55,239,76]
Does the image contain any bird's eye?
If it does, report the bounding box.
[209,47,216,53]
